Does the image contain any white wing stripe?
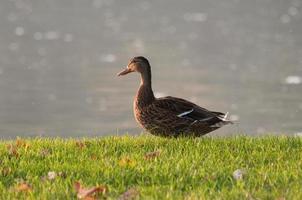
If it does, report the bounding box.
[218,112,229,121]
[177,109,194,117]
[198,116,214,122]
[223,112,229,120]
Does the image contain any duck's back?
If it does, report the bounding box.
[134,96,232,137]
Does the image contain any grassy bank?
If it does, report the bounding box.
[0,135,301,199]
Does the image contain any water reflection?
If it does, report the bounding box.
[0,0,301,138]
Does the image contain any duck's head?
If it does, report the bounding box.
[117,56,151,76]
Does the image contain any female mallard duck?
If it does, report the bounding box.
[118,56,232,137]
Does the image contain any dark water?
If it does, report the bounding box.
[0,0,301,138]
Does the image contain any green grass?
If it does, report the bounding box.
[0,135,302,199]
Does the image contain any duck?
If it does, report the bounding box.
[117,56,233,137]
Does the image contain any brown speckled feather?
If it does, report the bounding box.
[135,96,230,137]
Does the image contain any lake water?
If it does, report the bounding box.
[0,0,301,138]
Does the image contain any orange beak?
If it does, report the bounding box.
[117,68,132,76]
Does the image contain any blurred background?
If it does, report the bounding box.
[0,0,301,138]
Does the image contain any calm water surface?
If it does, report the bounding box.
[0,0,301,138]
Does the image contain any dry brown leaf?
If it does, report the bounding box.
[74,181,107,199]
[144,151,161,160]
[58,171,67,178]
[118,188,139,200]
[82,196,97,200]
[40,148,51,157]
[1,167,12,176]
[15,182,32,192]
[203,175,216,181]
[7,144,19,158]
[16,138,29,149]
[75,141,86,149]
[245,192,256,200]
[90,154,97,160]
[40,176,47,182]
[119,157,136,167]
[6,139,30,158]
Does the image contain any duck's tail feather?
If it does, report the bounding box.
[210,112,234,128]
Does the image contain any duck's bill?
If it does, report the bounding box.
[117,68,132,76]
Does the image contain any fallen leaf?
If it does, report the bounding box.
[203,175,216,181]
[40,176,47,182]
[144,150,161,160]
[74,181,107,199]
[42,171,67,181]
[40,148,51,157]
[58,171,67,178]
[47,171,57,180]
[75,141,86,149]
[82,197,97,200]
[1,167,12,176]
[7,144,19,158]
[119,157,136,167]
[245,192,256,200]
[118,188,139,200]
[6,139,31,158]
[16,138,29,149]
[233,169,246,180]
[15,182,32,192]
[90,154,97,160]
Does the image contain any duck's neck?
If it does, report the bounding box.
[135,70,155,108]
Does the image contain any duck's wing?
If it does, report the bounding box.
[154,96,232,126]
